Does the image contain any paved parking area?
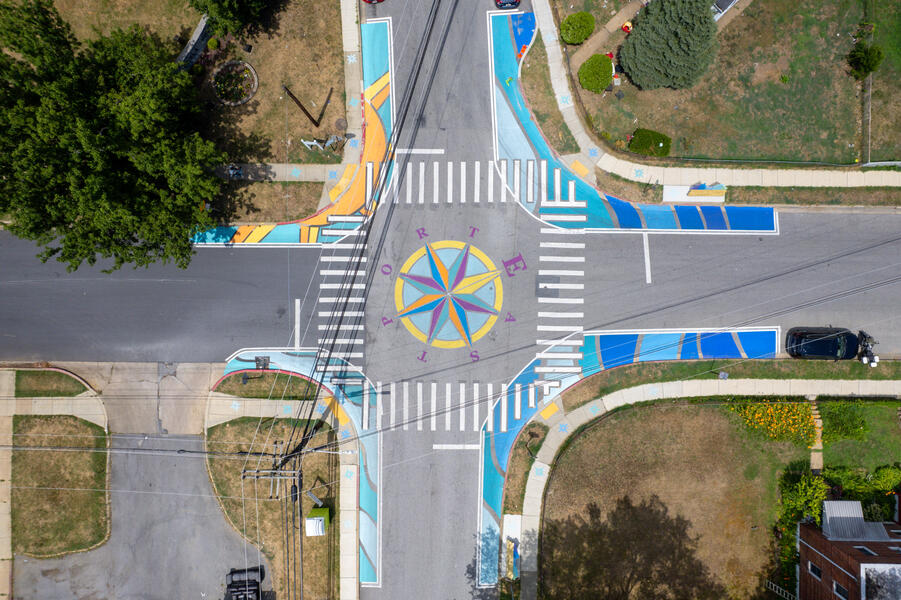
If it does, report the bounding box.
[14,435,271,599]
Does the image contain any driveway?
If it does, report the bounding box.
[14,435,272,599]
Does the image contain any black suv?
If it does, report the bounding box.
[785,327,859,360]
[495,0,521,7]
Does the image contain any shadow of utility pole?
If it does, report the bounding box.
[283,85,334,128]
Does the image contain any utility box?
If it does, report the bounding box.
[305,507,330,537]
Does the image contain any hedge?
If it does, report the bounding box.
[628,128,672,157]
[560,12,595,45]
[577,54,613,93]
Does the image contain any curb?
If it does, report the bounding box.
[517,378,901,600]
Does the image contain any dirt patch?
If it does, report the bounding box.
[751,54,791,85]
[206,418,338,600]
[12,416,109,556]
[222,181,325,223]
[503,421,549,514]
[541,405,806,598]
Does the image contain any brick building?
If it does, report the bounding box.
[799,500,901,600]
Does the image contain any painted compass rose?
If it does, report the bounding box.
[394,241,503,349]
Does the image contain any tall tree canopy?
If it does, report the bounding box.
[187,0,269,35]
[619,0,718,90]
[0,0,224,271]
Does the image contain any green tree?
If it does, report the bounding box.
[619,0,717,90]
[847,41,884,80]
[780,472,829,525]
[187,0,270,35]
[0,0,224,272]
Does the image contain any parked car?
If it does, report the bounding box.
[495,0,521,8]
[362,0,385,3]
[785,327,859,360]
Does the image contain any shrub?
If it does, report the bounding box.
[619,0,717,89]
[820,401,867,444]
[775,471,829,589]
[628,128,673,157]
[730,400,815,446]
[560,12,595,45]
[206,37,220,50]
[578,54,613,93]
[848,41,884,80]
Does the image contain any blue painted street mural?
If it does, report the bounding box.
[489,13,777,233]
[476,327,779,585]
[224,350,381,585]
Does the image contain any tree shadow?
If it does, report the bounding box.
[242,0,292,40]
[538,495,727,600]
[462,530,505,600]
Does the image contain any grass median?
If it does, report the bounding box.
[520,33,581,157]
[14,370,86,398]
[206,417,339,600]
[561,359,901,412]
[215,371,319,401]
[12,415,109,556]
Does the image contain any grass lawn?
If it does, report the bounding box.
[540,404,807,599]
[207,418,338,600]
[561,359,901,412]
[583,0,863,163]
[821,400,901,470]
[215,371,318,401]
[553,0,630,25]
[223,181,324,223]
[15,370,86,397]
[521,33,581,156]
[868,0,901,161]
[202,0,345,163]
[503,421,549,514]
[12,415,108,556]
[54,0,200,42]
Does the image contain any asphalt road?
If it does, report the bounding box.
[0,233,322,362]
[14,435,270,599]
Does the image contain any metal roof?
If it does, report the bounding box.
[823,501,891,541]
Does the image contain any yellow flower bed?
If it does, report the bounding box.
[730,400,816,446]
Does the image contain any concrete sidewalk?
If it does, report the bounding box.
[0,369,109,600]
[518,377,901,600]
[531,0,901,190]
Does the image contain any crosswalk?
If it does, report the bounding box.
[372,159,584,210]
[534,229,586,387]
[315,226,368,369]
[358,380,556,433]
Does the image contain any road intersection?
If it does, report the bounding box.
[2,1,901,599]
